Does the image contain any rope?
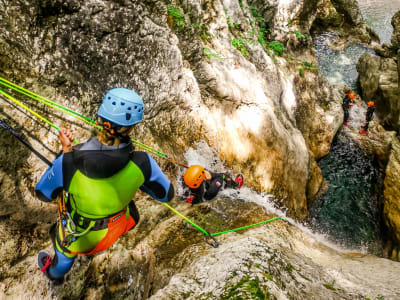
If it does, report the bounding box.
[163,202,283,238]
[162,203,210,235]
[0,77,184,163]
[211,217,283,236]
[0,88,79,144]
[0,78,283,246]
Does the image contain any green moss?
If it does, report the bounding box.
[221,275,270,300]
[323,283,337,291]
[203,48,224,61]
[263,273,273,281]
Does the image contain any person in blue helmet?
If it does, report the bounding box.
[36,88,175,284]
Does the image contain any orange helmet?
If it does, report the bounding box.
[184,165,206,188]
[348,93,355,100]
[368,101,375,107]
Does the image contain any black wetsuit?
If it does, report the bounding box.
[186,172,238,204]
[363,106,375,131]
[342,95,352,123]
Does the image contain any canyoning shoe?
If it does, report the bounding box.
[234,174,244,190]
[38,251,64,285]
[360,130,367,134]
[343,122,348,126]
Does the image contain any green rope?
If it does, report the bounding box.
[0,77,94,124]
[162,203,210,235]
[0,88,79,144]
[0,78,284,244]
[0,77,169,159]
[211,217,283,236]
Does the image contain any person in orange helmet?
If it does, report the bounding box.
[360,101,375,134]
[342,92,355,126]
[183,165,243,204]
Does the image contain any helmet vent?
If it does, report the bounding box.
[121,102,125,106]
[108,96,111,100]
[112,101,116,105]
[134,105,137,109]
[128,107,132,110]
[126,113,131,121]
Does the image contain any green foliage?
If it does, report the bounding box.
[238,0,244,10]
[192,23,202,29]
[302,61,318,72]
[221,275,270,300]
[203,48,225,61]
[224,9,233,28]
[287,20,292,24]
[249,5,264,22]
[167,5,185,30]
[234,23,241,30]
[298,67,304,76]
[323,282,337,291]
[290,30,311,41]
[268,41,285,56]
[231,38,249,56]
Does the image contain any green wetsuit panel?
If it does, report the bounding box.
[57,161,145,257]
[68,161,145,218]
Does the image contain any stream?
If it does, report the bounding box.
[309,0,400,254]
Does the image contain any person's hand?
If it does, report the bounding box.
[59,128,74,153]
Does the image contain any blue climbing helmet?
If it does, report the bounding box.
[97,88,144,126]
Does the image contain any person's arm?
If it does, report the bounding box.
[35,128,74,202]
[139,154,174,202]
[35,154,64,202]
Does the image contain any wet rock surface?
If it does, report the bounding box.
[0,0,399,299]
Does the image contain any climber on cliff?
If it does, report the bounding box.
[35,88,174,284]
[360,101,376,134]
[182,165,243,204]
[342,92,355,126]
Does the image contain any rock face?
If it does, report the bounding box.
[1,0,394,299]
[356,9,400,257]
[383,138,400,256]
[312,0,379,44]
[0,0,343,220]
[357,53,400,130]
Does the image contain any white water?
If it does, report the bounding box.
[358,0,400,44]
[182,141,366,254]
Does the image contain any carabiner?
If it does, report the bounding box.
[203,232,219,248]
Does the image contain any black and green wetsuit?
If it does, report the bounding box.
[36,137,174,279]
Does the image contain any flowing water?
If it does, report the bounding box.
[310,0,400,254]
[309,132,383,253]
[359,0,400,44]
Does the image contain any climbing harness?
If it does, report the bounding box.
[0,77,284,248]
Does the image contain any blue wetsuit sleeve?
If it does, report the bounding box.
[35,154,64,202]
[140,154,174,202]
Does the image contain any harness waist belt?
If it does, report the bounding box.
[66,198,124,231]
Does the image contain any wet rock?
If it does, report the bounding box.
[357,53,400,132]
[390,10,400,50]
[383,137,400,250]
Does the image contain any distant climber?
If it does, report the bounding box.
[183,165,243,204]
[360,101,375,134]
[35,88,174,284]
[342,92,355,126]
